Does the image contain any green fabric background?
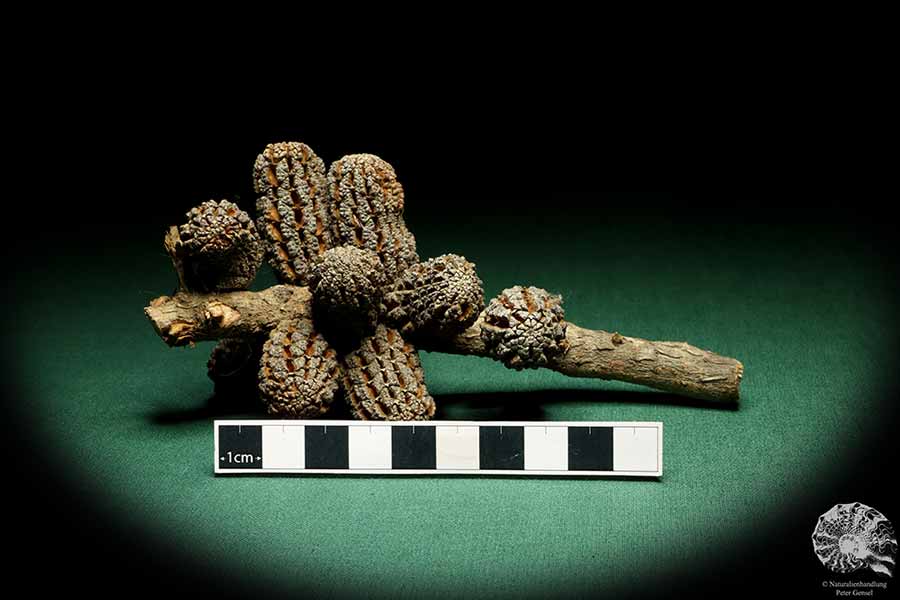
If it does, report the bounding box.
[12,217,896,597]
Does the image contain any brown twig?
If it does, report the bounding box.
[144,285,311,346]
[145,285,742,403]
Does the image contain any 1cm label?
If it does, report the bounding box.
[222,451,259,464]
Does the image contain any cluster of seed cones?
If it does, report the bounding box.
[166,143,569,420]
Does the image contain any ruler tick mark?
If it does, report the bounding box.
[216,421,662,477]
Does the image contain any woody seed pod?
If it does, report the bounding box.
[207,337,262,398]
[309,246,387,344]
[382,254,484,340]
[258,319,341,418]
[327,154,419,281]
[481,286,568,369]
[342,325,436,421]
[254,142,333,285]
[170,199,263,292]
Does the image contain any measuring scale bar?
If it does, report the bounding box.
[215,420,662,477]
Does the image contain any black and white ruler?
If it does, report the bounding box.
[214,420,662,477]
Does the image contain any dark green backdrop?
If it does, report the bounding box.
[8,32,898,597]
[8,192,898,597]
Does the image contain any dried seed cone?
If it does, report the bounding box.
[327,154,419,281]
[254,142,333,285]
[207,338,262,398]
[258,319,341,418]
[342,325,436,421]
[171,199,263,291]
[382,254,484,340]
[481,286,568,370]
[309,246,387,343]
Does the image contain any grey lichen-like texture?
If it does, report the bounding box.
[254,142,333,285]
[481,286,568,369]
[258,319,341,418]
[382,254,484,340]
[342,325,436,421]
[309,246,387,342]
[327,154,419,281]
[174,199,263,291]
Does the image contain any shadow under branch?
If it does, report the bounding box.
[147,386,737,426]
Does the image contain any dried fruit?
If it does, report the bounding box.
[382,254,484,339]
[146,142,746,413]
[258,319,341,418]
[481,286,568,369]
[342,325,435,420]
[327,154,419,280]
[207,338,262,398]
[170,199,263,292]
[309,246,387,344]
[254,142,333,285]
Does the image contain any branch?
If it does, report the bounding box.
[144,285,311,346]
[144,285,742,403]
[418,318,742,403]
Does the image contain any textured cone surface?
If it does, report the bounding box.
[174,199,263,291]
[342,325,435,421]
[481,286,568,369]
[327,154,419,281]
[258,319,341,418]
[254,142,333,285]
[208,338,262,399]
[309,246,387,342]
[382,254,484,340]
